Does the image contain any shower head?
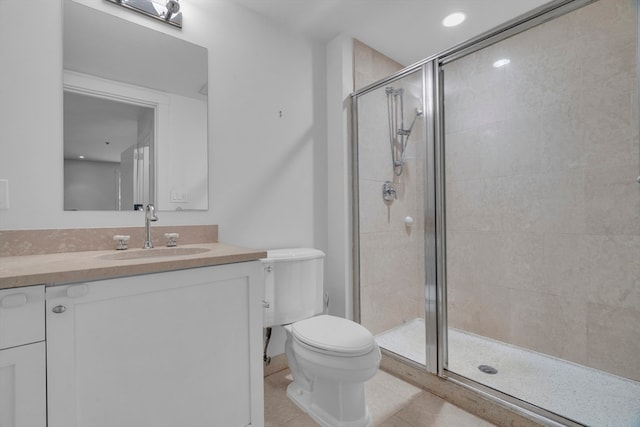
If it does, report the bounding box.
[397,108,424,136]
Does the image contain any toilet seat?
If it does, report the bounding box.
[291,315,375,356]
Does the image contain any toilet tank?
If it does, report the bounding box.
[261,248,325,327]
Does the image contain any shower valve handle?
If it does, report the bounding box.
[383,181,397,202]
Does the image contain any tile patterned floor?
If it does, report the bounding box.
[264,368,496,427]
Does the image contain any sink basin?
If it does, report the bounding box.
[99,247,210,261]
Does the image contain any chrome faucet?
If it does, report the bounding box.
[143,204,159,249]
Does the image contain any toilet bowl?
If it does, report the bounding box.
[261,249,380,427]
[285,315,380,427]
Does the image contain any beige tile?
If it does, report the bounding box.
[264,370,302,427]
[395,392,486,427]
[281,414,319,427]
[541,232,591,297]
[540,107,585,173]
[445,179,496,232]
[353,39,403,90]
[585,164,640,236]
[354,40,373,71]
[444,124,496,182]
[359,229,425,335]
[582,235,640,310]
[509,289,588,364]
[446,233,514,339]
[372,53,404,80]
[538,40,582,113]
[263,368,492,427]
[483,175,542,233]
[587,303,640,381]
[365,370,423,425]
[377,415,415,427]
[537,170,586,234]
[536,5,580,46]
[576,0,636,42]
[492,116,542,177]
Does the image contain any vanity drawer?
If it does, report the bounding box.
[0,285,45,350]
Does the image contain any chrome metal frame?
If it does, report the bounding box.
[350,0,608,425]
[432,61,447,377]
[105,0,183,28]
[351,96,362,325]
[422,62,439,374]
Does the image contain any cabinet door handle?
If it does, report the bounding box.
[52,305,67,314]
[1,293,27,308]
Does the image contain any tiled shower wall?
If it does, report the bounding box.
[444,0,640,381]
[355,40,427,335]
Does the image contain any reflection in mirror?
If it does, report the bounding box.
[63,0,208,211]
[64,92,154,211]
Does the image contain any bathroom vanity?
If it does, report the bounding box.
[0,241,266,427]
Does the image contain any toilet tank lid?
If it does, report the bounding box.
[291,315,375,356]
[261,248,325,262]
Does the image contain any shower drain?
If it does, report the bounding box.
[478,364,498,375]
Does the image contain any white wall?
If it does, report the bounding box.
[64,160,120,210]
[0,0,328,257]
[326,35,354,318]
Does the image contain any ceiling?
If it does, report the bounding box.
[229,0,552,66]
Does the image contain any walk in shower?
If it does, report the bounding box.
[353,0,640,425]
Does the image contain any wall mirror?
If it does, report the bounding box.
[63,0,208,211]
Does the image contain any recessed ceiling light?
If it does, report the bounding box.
[78,155,85,159]
[443,12,466,27]
[493,58,511,68]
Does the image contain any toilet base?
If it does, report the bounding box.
[286,381,372,427]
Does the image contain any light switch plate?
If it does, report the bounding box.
[0,179,8,210]
[170,190,187,203]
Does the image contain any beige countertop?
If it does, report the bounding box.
[0,243,267,290]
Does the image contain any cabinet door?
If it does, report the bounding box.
[47,262,264,427]
[0,285,45,350]
[0,342,47,427]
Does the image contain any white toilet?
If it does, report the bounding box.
[261,248,380,427]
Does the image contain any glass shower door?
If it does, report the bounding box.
[441,0,640,425]
[354,68,430,366]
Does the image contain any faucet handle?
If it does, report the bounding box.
[164,233,179,247]
[113,235,130,250]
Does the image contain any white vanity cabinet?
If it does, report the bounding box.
[0,285,47,427]
[46,262,264,427]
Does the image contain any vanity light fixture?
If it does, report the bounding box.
[105,0,182,28]
[493,58,511,68]
[442,12,466,27]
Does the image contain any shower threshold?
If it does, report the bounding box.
[375,318,640,427]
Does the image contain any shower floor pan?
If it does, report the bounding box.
[375,318,640,427]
